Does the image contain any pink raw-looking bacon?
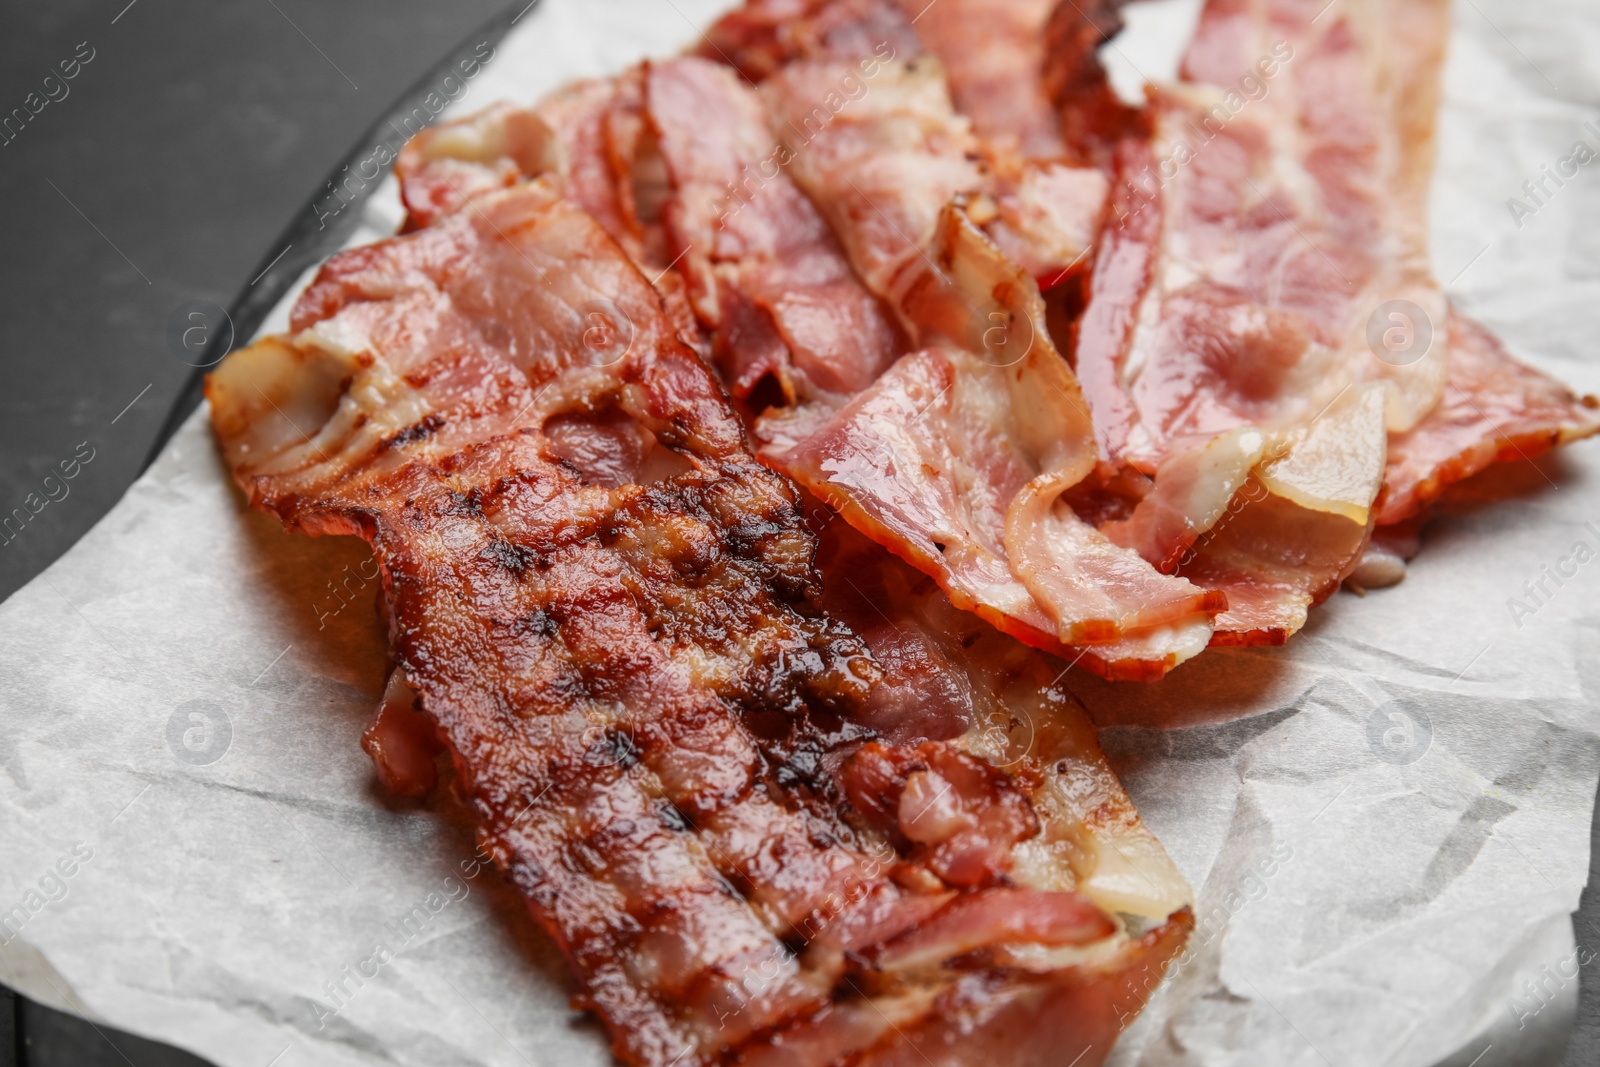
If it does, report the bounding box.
[1062,0,1600,642]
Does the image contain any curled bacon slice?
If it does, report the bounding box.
[762,57,987,307]
[1040,0,1146,168]
[896,0,1065,162]
[1061,0,1462,641]
[361,667,443,797]
[1378,311,1600,526]
[757,58,1221,676]
[785,517,1195,1062]
[810,516,1193,922]
[874,0,1118,282]
[696,0,922,85]
[701,0,1111,286]
[699,0,1118,167]
[397,82,650,249]
[1102,383,1390,641]
[210,180,1189,1065]
[395,99,560,231]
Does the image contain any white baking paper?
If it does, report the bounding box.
[1,1,1597,1066]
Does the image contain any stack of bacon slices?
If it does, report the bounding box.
[206,0,1599,1063]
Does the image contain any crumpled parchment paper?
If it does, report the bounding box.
[2,1,1598,1065]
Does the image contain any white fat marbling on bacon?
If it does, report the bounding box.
[392,77,706,352]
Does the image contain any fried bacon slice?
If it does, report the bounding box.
[1039,0,1146,168]
[685,6,1218,674]
[388,57,1220,678]
[752,56,1221,677]
[700,0,1111,285]
[646,57,1218,677]
[697,0,1128,165]
[761,56,986,307]
[406,49,1204,679]
[642,57,905,406]
[398,0,1597,667]
[901,0,1064,160]
[695,0,922,85]
[690,0,1241,659]
[1065,0,1596,629]
[209,180,1190,1065]
[809,514,1192,919]
[393,56,912,409]
[398,81,645,253]
[394,76,707,353]
[1058,0,1458,641]
[1377,312,1600,526]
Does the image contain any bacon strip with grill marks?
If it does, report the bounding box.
[209,179,1191,1066]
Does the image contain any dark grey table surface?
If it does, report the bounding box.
[0,2,1596,1065]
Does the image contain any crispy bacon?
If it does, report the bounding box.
[1040,0,1146,168]
[361,668,443,797]
[396,0,1595,661]
[210,180,1189,1066]
[1065,0,1588,628]
[899,0,1064,160]
[396,100,558,231]
[390,53,1202,678]
[762,57,987,306]
[879,0,1125,281]
[700,0,1127,167]
[201,0,1600,1054]
[525,49,1208,678]
[696,0,922,84]
[789,517,1195,1062]
[399,81,641,248]
[809,517,1192,921]
[885,0,1119,282]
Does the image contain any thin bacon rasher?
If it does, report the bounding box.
[1068,0,1599,639]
